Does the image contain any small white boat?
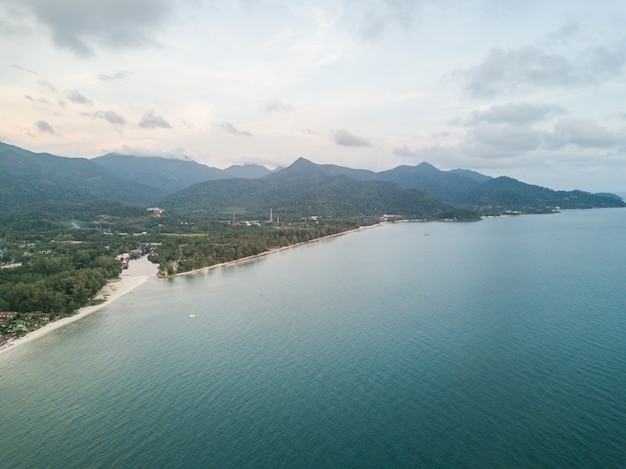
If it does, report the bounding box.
[188,314,196,318]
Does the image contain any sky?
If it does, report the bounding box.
[1,0,626,192]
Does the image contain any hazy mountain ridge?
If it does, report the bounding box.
[458,176,624,211]
[92,153,273,195]
[160,158,626,217]
[0,142,159,216]
[373,162,484,204]
[264,157,378,181]
[92,153,224,194]
[222,163,275,179]
[157,161,474,220]
[1,143,623,222]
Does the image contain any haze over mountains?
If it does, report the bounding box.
[1,142,623,222]
[92,153,271,194]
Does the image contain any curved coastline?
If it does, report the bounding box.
[1,226,379,355]
[0,256,156,357]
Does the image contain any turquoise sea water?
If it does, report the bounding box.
[1,209,625,468]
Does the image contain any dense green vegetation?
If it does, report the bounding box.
[0,142,159,215]
[151,219,370,275]
[158,159,479,221]
[0,202,155,338]
[372,162,625,212]
[93,153,271,193]
[0,242,121,317]
[0,200,375,314]
[459,179,625,213]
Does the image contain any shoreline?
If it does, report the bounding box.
[173,223,382,277]
[1,226,377,355]
[0,256,156,357]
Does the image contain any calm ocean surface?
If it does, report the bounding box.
[1,209,625,468]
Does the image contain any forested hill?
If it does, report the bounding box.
[375,162,483,204]
[170,157,622,216]
[0,143,273,219]
[158,158,478,220]
[457,176,624,212]
[0,142,159,216]
[370,162,624,211]
[92,153,272,194]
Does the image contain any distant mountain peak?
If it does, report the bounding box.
[416,162,440,171]
[222,163,271,179]
[274,157,319,175]
[291,157,316,166]
[225,162,266,169]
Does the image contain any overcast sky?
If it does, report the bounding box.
[1,0,625,191]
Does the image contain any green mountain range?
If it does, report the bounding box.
[369,162,623,212]
[158,157,475,220]
[0,142,158,216]
[1,142,623,223]
[92,153,271,194]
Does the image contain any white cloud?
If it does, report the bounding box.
[392,144,418,158]
[545,21,580,44]
[463,118,625,154]
[65,89,92,105]
[468,123,545,151]
[466,102,567,125]
[12,64,38,75]
[554,118,625,148]
[24,95,50,106]
[139,111,171,129]
[106,144,191,160]
[334,128,371,147]
[5,0,171,57]
[259,99,294,113]
[38,80,56,93]
[464,44,626,96]
[93,110,126,125]
[35,120,54,135]
[98,71,130,82]
[215,122,252,137]
[337,0,420,41]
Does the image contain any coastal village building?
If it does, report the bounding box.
[0,311,51,347]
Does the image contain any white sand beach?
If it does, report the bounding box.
[0,256,156,356]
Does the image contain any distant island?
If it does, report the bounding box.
[1,141,624,347]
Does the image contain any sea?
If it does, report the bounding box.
[1,208,625,468]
